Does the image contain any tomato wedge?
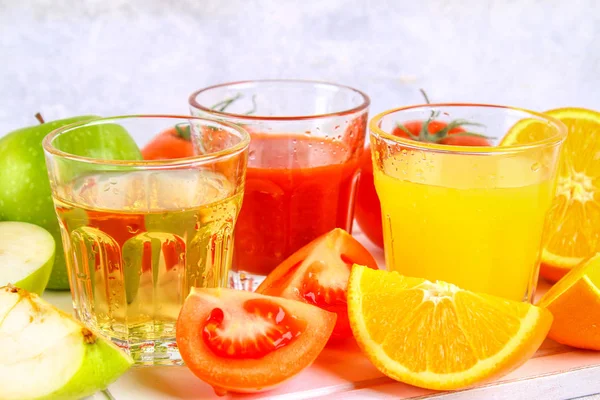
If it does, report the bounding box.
[176,288,336,394]
[257,228,378,340]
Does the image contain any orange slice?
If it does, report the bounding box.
[347,265,552,390]
[537,253,600,350]
[500,108,600,281]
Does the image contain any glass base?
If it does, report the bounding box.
[113,337,183,366]
[228,270,265,291]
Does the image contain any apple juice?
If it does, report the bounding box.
[53,169,242,365]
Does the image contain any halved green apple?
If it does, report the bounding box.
[0,221,55,295]
[0,285,133,400]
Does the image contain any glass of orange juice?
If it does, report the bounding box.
[43,115,249,365]
[369,104,567,302]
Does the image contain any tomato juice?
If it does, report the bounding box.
[233,133,361,275]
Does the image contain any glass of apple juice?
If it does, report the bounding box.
[43,115,250,365]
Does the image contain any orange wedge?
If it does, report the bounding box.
[347,265,552,390]
[537,253,600,350]
[500,108,600,281]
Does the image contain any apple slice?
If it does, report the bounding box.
[0,285,133,400]
[0,221,55,295]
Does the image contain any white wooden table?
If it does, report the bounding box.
[45,232,600,400]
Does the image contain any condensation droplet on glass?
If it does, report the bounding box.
[401,149,408,156]
[103,184,111,192]
[531,162,541,172]
[109,178,118,185]
[112,188,120,195]
[127,225,139,234]
[334,125,340,130]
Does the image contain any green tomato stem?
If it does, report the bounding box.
[246,94,257,115]
[209,93,257,115]
[210,93,243,112]
[174,123,191,141]
[419,88,431,105]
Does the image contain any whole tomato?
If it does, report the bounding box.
[141,93,255,161]
[141,124,193,160]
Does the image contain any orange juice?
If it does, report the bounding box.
[374,151,555,301]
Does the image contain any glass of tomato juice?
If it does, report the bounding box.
[369,104,567,302]
[189,80,370,290]
[43,115,250,365]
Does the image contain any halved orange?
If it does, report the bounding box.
[537,253,600,350]
[501,108,600,281]
[347,265,552,390]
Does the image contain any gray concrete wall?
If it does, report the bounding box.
[1,0,598,133]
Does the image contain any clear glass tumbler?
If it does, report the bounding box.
[43,115,249,365]
[369,104,567,302]
[189,80,370,290]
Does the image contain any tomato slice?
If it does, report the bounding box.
[256,228,378,340]
[176,288,336,394]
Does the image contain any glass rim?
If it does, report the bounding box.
[42,114,251,167]
[188,79,371,121]
[369,103,568,155]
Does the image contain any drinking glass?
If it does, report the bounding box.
[189,80,370,290]
[43,115,249,365]
[369,104,567,302]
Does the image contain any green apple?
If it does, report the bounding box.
[0,285,133,399]
[0,221,55,295]
[0,116,142,290]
